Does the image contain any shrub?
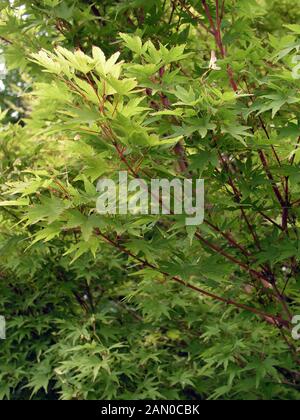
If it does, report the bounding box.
[0,0,299,400]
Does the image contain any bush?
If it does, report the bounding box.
[0,0,299,400]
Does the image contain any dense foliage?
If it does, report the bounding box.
[0,0,300,400]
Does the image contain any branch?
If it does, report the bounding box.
[216,0,220,28]
[178,0,213,34]
[0,36,12,45]
[201,0,216,33]
[220,0,225,20]
[204,219,252,258]
[194,231,266,283]
[169,0,177,25]
[258,149,286,208]
[289,136,300,166]
[258,210,284,231]
[217,150,262,250]
[95,229,290,328]
[202,0,238,90]
[84,0,101,18]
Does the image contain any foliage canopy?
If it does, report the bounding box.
[0,0,300,400]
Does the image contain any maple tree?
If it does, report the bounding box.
[0,0,300,400]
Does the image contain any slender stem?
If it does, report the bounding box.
[216,0,220,27]
[204,219,252,258]
[273,283,292,321]
[258,149,286,208]
[194,231,266,283]
[0,36,12,45]
[258,211,284,231]
[243,79,286,195]
[85,0,101,18]
[168,0,177,25]
[289,136,300,166]
[217,151,262,250]
[221,0,225,20]
[178,0,213,33]
[202,0,238,90]
[201,0,216,33]
[95,229,289,328]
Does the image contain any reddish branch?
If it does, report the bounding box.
[194,231,267,283]
[178,0,213,33]
[258,211,284,231]
[201,0,238,91]
[220,0,226,20]
[258,150,285,208]
[169,0,177,25]
[204,219,252,258]
[243,79,286,199]
[217,149,291,315]
[289,136,300,166]
[217,150,262,251]
[200,1,289,231]
[94,229,289,328]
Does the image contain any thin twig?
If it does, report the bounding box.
[95,229,290,328]
[0,36,12,45]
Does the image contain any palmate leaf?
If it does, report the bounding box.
[173,118,217,138]
[173,86,201,106]
[30,50,62,74]
[106,76,138,96]
[25,196,70,225]
[256,93,300,118]
[65,213,105,242]
[221,124,253,144]
[25,359,53,397]
[119,33,144,55]
[159,44,192,64]
[31,222,63,244]
[64,236,101,263]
